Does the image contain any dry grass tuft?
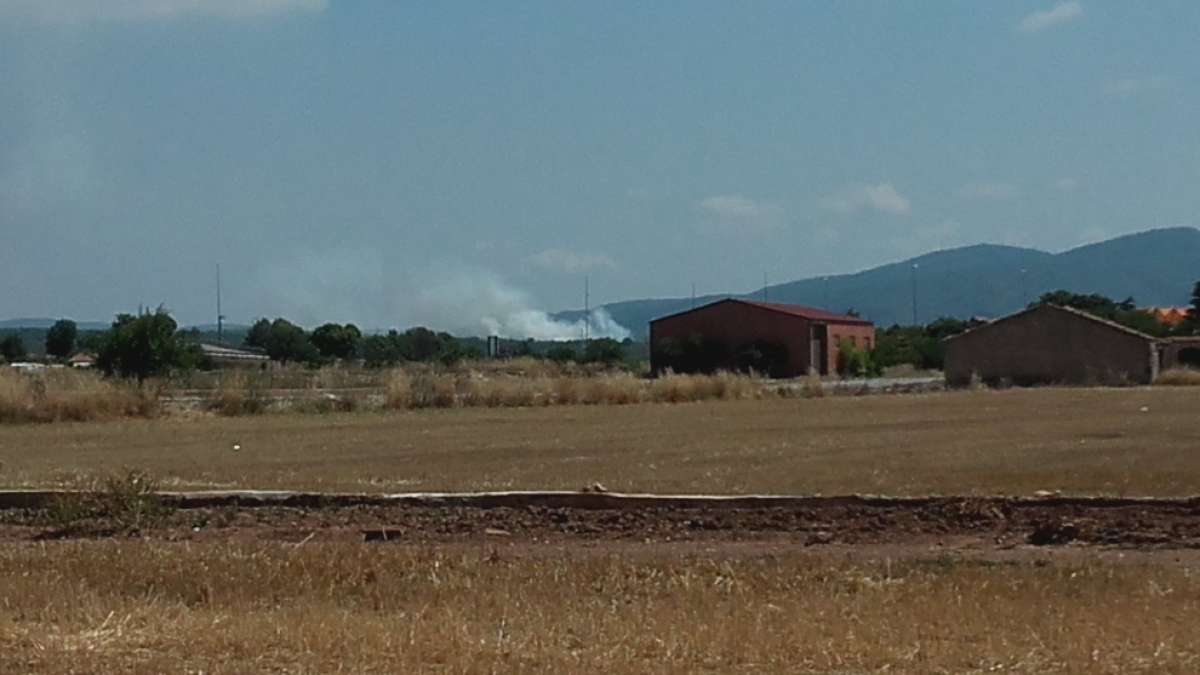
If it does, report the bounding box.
[205,370,271,416]
[1156,368,1200,386]
[0,368,161,424]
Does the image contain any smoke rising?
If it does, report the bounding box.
[406,269,631,341]
[256,249,631,340]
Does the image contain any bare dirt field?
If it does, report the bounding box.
[2,387,1199,496]
[5,387,1200,672]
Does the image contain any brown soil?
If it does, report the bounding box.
[8,497,1200,564]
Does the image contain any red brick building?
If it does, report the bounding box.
[649,299,875,378]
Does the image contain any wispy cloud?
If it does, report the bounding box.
[1054,177,1080,191]
[821,183,911,216]
[1017,2,1083,34]
[1103,76,1173,98]
[0,0,326,23]
[526,249,617,275]
[960,182,1016,200]
[695,195,784,231]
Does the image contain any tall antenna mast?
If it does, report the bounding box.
[216,263,225,344]
[584,276,590,342]
[763,272,768,302]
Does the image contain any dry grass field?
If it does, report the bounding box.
[1,540,1199,673]
[4,387,1200,673]
[2,386,1199,496]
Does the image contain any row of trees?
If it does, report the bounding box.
[0,318,83,364]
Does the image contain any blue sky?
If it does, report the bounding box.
[2,1,1198,336]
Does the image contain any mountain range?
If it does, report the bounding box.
[553,227,1200,337]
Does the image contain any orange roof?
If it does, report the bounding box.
[1144,307,1190,325]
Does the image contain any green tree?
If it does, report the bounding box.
[45,319,78,359]
[94,308,198,381]
[362,327,479,367]
[0,334,26,363]
[310,323,362,360]
[545,345,578,364]
[1188,280,1200,332]
[244,318,320,364]
[582,337,625,366]
[1030,290,1132,321]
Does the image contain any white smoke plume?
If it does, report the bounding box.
[408,269,630,341]
[255,249,631,340]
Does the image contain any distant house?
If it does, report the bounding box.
[649,298,874,378]
[944,304,1200,387]
[199,343,269,366]
[68,353,97,368]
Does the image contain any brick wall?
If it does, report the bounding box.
[944,305,1158,386]
[650,301,875,377]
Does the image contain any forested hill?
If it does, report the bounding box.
[554,227,1200,337]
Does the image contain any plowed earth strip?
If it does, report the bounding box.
[5,494,1200,558]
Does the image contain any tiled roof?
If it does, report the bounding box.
[652,298,873,326]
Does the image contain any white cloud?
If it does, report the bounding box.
[1017,2,1083,34]
[960,182,1016,200]
[526,249,617,275]
[695,195,784,232]
[0,0,326,23]
[1054,177,1079,191]
[1103,76,1173,98]
[821,183,911,216]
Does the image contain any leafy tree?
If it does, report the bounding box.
[1031,289,1180,336]
[310,323,362,360]
[582,338,625,366]
[45,319,78,359]
[362,331,404,367]
[94,308,199,381]
[545,345,578,364]
[362,327,478,367]
[1030,290,1133,321]
[0,334,26,363]
[1113,309,1170,338]
[1188,280,1200,332]
[404,327,446,362]
[244,318,320,364]
[836,339,879,378]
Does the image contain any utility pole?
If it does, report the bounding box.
[583,276,590,342]
[763,272,768,302]
[911,263,919,326]
[691,282,696,309]
[1021,268,1028,307]
[216,264,224,344]
[823,276,830,310]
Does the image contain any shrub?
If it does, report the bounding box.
[45,470,174,532]
[0,368,161,424]
[206,370,270,416]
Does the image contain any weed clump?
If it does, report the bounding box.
[45,470,175,534]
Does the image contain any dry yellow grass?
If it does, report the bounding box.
[0,368,160,424]
[3,387,1200,496]
[1156,368,1200,386]
[3,365,795,422]
[0,540,1197,673]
